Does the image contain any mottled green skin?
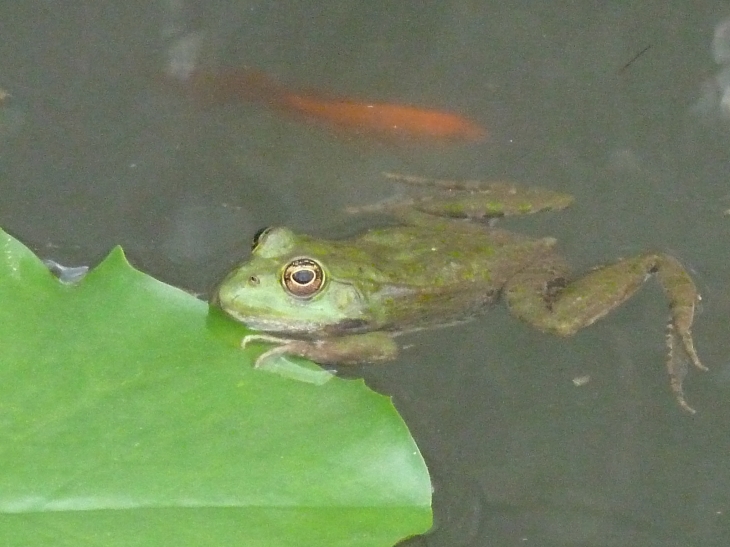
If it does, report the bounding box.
[213,173,706,412]
[215,224,556,337]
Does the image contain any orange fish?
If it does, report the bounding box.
[189,69,487,142]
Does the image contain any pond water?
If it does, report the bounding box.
[1,1,729,545]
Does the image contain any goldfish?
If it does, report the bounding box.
[189,69,487,143]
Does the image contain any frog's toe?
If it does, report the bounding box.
[242,333,287,350]
[671,382,697,415]
[681,334,709,372]
[665,323,706,414]
[253,346,288,369]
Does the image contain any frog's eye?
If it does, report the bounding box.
[251,227,272,251]
[282,258,325,299]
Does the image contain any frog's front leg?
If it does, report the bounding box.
[243,332,399,369]
[504,253,706,413]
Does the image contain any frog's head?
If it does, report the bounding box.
[212,227,370,336]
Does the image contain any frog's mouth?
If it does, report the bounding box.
[219,308,326,337]
[219,304,374,339]
[222,310,300,333]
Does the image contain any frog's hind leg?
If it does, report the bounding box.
[381,172,574,219]
[504,253,706,412]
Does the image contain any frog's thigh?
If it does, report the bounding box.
[503,255,572,332]
[505,253,697,337]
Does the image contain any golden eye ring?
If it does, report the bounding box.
[282,258,325,298]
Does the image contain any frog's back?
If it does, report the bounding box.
[340,225,557,332]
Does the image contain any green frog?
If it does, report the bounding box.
[212,173,706,413]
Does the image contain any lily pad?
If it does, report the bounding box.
[0,228,432,546]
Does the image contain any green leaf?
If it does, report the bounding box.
[0,228,432,546]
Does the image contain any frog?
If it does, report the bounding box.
[212,172,707,413]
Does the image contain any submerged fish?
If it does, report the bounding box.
[189,68,487,142]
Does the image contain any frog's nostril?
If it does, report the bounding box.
[249,275,260,286]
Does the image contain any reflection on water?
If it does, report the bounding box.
[692,16,730,123]
[0,90,25,142]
